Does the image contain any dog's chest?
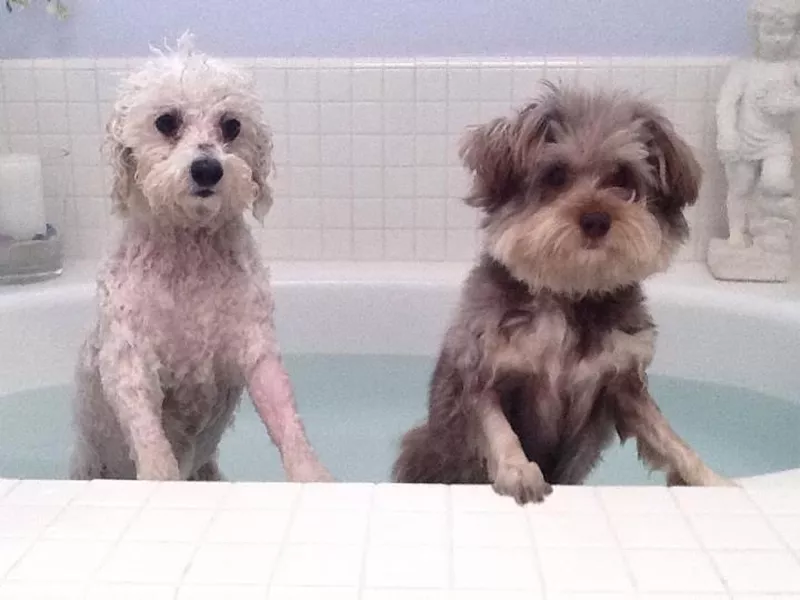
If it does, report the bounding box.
[491,306,655,437]
[161,381,242,459]
[113,269,270,381]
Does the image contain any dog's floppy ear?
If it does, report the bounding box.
[459,83,564,211]
[250,119,274,224]
[105,106,136,216]
[459,116,518,210]
[638,105,702,209]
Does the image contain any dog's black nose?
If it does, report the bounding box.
[579,211,612,238]
[190,157,223,187]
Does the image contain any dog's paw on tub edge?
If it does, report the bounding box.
[284,460,336,483]
[492,460,553,504]
[667,469,739,488]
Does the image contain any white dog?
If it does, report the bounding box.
[71,36,332,483]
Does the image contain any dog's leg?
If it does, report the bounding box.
[477,392,553,503]
[99,342,180,481]
[630,397,730,486]
[248,355,333,482]
[613,375,732,487]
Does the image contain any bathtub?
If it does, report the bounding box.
[1,260,800,485]
[6,260,800,597]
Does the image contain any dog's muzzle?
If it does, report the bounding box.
[191,157,223,197]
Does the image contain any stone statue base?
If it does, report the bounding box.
[706,238,791,282]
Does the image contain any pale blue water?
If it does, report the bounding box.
[1,354,798,484]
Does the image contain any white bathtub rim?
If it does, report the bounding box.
[1,259,799,396]
[2,260,796,312]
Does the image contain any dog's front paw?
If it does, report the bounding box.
[666,470,688,486]
[285,457,335,483]
[698,471,738,487]
[492,460,552,504]
[669,468,737,488]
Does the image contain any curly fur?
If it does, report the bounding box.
[393,84,731,503]
[105,35,273,224]
[71,35,331,483]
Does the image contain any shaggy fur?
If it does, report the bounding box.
[393,83,730,503]
[70,36,332,483]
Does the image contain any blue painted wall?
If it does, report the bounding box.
[0,0,749,58]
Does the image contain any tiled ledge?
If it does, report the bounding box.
[1,479,800,597]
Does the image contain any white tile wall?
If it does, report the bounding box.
[0,56,732,263]
[3,480,800,596]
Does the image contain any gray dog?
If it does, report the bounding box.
[393,83,731,503]
[70,37,332,483]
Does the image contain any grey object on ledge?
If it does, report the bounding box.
[0,224,63,285]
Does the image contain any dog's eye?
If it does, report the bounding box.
[542,164,568,188]
[220,117,241,142]
[154,112,181,137]
[605,165,635,190]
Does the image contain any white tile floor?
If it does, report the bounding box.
[2,480,800,598]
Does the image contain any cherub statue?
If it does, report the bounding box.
[708,0,800,281]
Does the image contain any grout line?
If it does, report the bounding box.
[84,481,160,588]
[355,482,376,599]
[173,493,223,591]
[595,486,639,594]
[748,489,800,564]
[522,500,547,598]
[0,65,8,152]
[311,60,324,259]
[668,487,733,596]
[348,59,359,260]
[264,483,306,597]
[442,61,455,263]
[92,59,112,236]
[0,480,21,500]
[0,482,89,583]
[445,485,455,591]
[57,60,81,254]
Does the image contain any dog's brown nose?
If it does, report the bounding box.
[579,211,612,238]
[191,157,223,187]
